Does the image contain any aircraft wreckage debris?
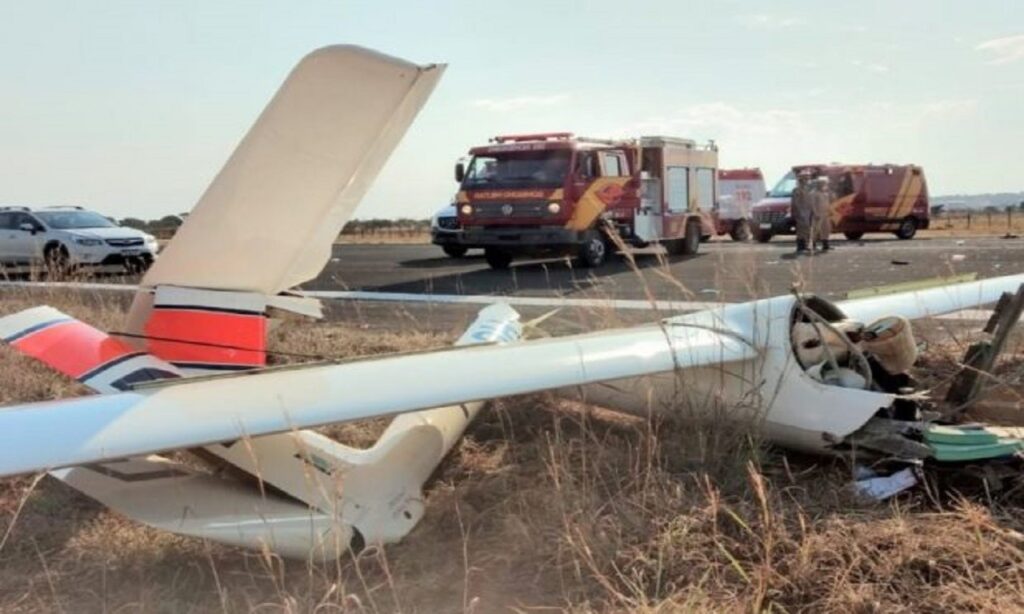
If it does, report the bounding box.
[0,43,1021,560]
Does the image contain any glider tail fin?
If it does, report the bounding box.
[124,286,272,375]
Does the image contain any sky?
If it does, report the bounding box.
[1,0,1022,221]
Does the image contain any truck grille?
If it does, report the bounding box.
[472,201,549,219]
[104,238,145,247]
[437,216,459,230]
[753,210,787,224]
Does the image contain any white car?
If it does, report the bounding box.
[0,206,159,274]
[430,204,468,258]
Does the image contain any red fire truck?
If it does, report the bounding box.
[453,133,719,269]
[751,164,930,242]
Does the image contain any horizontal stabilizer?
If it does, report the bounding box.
[52,456,353,559]
[0,306,182,393]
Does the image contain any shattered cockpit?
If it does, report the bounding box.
[789,294,1024,499]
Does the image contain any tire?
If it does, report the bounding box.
[44,244,71,280]
[124,257,152,275]
[729,220,752,242]
[484,247,513,270]
[894,217,917,240]
[575,233,607,268]
[682,220,701,255]
[844,231,865,241]
[442,245,468,258]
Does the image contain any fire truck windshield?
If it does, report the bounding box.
[463,151,570,188]
[768,171,797,198]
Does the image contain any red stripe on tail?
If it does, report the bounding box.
[144,309,266,368]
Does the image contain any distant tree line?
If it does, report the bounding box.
[340,218,430,235]
[118,214,186,237]
[932,201,1024,216]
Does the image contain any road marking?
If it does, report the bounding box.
[305,290,725,312]
[0,281,134,293]
[845,272,978,299]
[0,281,725,312]
[0,281,1001,319]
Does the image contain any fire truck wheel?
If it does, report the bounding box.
[576,234,607,268]
[484,248,513,270]
[894,217,918,240]
[843,231,865,241]
[729,220,752,242]
[681,221,701,255]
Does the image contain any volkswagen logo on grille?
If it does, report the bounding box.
[501,204,514,216]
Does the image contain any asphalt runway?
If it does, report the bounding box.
[315,236,1019,300]
[304,235,1023,333]
[3,236,1018,335]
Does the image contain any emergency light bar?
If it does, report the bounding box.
[491,132,574,143]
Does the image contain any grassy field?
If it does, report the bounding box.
[0,288,1023,612]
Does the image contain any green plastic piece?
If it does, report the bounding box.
[924,425,999,446]
[924,425,1024,461]
[930,439,1023,462]
[929,427,1024,460]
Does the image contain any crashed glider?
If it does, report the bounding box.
[1,44,1022,560]
[1,45,452,559]
[4,270,1022,558]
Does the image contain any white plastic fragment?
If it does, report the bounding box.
[854,467,919,500]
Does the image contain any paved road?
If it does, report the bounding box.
[299,236,1024,333]
[313,236,1022,303]
[6,236,1016,335]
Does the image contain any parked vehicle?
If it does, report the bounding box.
[751,164,930,242]
[0,206,159,275]
[453,133,718,269]
[430,204,468,257]
[713,168,765,241]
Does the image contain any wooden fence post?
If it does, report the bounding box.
[945,284,1024,412]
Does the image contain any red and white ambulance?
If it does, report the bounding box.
[713,168,765,241]
[751,164,930,242]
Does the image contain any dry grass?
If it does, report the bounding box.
[0,287,1023,612]
[337,230,431,245]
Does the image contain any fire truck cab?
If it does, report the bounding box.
[453,133,718,269]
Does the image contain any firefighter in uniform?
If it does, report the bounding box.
[812,175,832,252]
[791,170,814,254]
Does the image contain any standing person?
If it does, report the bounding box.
[791,170,814,254]
[812,176,833,252]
